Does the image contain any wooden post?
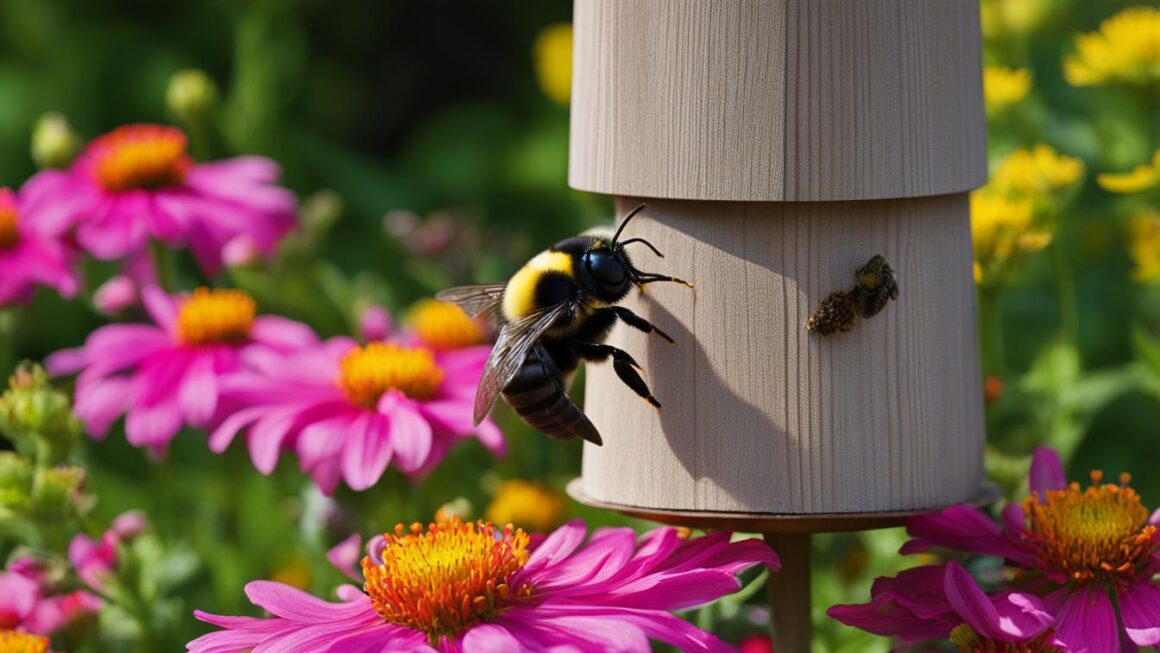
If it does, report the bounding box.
[566,0,989,649]
[764,533,812,653]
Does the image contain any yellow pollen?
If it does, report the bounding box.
[89,124,191,192]
[175,288,256,345]
[338,343,444,407]
[362,518,532,644]
[1023,470,1155,587]
[0,630,49,653]
[408,300,487,350]
[0,203,17,249]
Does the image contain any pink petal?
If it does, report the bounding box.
[327,535,363,582]
[209,406,267,452]
[124,398,183,449]
[462,624,527,653]
[1049,585,1119,653]
[1121,582,1160,646]
[247,408,301,475]
[73,375,134,438]
[243,581,368,624]
[903,506,1037,567]
[380,392,431,473]
[524,520,588,572]
[1029,447,1067,498]
[251,316,319,351]
[142,285,178,333]
[943,562,1050,641]
[341,413,391,491]
[178,353,219,427]
[605,569,742,610]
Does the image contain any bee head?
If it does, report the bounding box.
[580,203,669,300]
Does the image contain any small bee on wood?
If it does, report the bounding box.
[437,204,690,446]
[806,254,898,336]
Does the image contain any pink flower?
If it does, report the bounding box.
[68,510,148,591]
[358,304,393,342]
[20,124,296,276]
[895,447,1160,652]
[189,518,779,652]
[209,335,503,495]
[827,562,1057,649]
[93,276,138,315]
[0,187,78,307]
[47,286,316,453]
[0,559,100,637]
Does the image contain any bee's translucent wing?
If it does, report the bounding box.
[472,301,572,425]
[435,284,506,319]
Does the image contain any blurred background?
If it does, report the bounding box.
[0,0,1157,650]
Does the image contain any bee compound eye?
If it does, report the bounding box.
[586,251,627,287]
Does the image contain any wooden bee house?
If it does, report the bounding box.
[570,0,990,522]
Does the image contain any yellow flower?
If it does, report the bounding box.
[1127,213,1160,283]
[485,479,566,532]
[971,192,1049,285]
[983,66,1031,114]
[1097,149,1160,194]
[990,145,1085,199]
[533,23,573,105]
[979,0,1050,41]
[1064,6,1160,87]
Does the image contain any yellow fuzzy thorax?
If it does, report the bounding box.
[502,250,574,320]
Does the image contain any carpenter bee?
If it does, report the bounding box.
[436,204,689,446]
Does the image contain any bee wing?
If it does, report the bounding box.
[472,301,573,425]
[435,284,507,319]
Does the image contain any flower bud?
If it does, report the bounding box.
[31,113,81,169]
[110,511,148,543]
[93,276,139,315]
[223,234,261,268]
[358,304,392,342]
[0,363,82,465]
[29,466,90,524]
[167,69,218,124]
[0,451,33,514]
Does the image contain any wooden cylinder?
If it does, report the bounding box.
[570,0,988,516]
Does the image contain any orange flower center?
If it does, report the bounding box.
[89,125,191,192]
[1022,471,1156,587]
[0,203,17,249]
[175,288,256,345]
[362,519,532,644]
[338,343,444,407]
[0,630,49,653]
[407,300,486,350]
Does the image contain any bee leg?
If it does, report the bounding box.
[604,306,675,344]
[574,343,661,409]
[634,273,694,288]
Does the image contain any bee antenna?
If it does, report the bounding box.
[611,204,647,247]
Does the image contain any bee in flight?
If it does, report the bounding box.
[436,204,690,446]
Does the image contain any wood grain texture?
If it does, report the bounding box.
[580,196,985,514]
[568,0,987,202]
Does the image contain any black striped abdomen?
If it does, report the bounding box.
[501,347,602,445]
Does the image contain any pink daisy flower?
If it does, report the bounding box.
[897,447,1160,652]
[19,124,296,275]
[0,558,100,638]
[189,518,779,652]
[827,562,1059,650]
[0,187,78,307]
[46,286,316,453]
[209,332,503,495]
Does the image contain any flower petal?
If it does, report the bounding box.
[1048,586,1119,653]
[1121,581,1160,646]
[380,392,431,473]
[903,506,1037,567]
[943,562,1050,641]
[1029,447,1067,498]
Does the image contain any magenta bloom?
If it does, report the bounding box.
[210,335,503,494]
[189,519,779,652]
[20,124,296,275]
[0,559,100,636]
[897,447,1160,652]
[0,187,78,307]
[47,286,316,452]
[69,510,148,592]
[827,562,1057,649]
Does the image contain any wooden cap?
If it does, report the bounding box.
[568,0,987,202]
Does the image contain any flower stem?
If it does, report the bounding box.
[149,240,176,292]
[1049,239,1079,347]
[0,308,14,379]
[977,288,1004,376]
